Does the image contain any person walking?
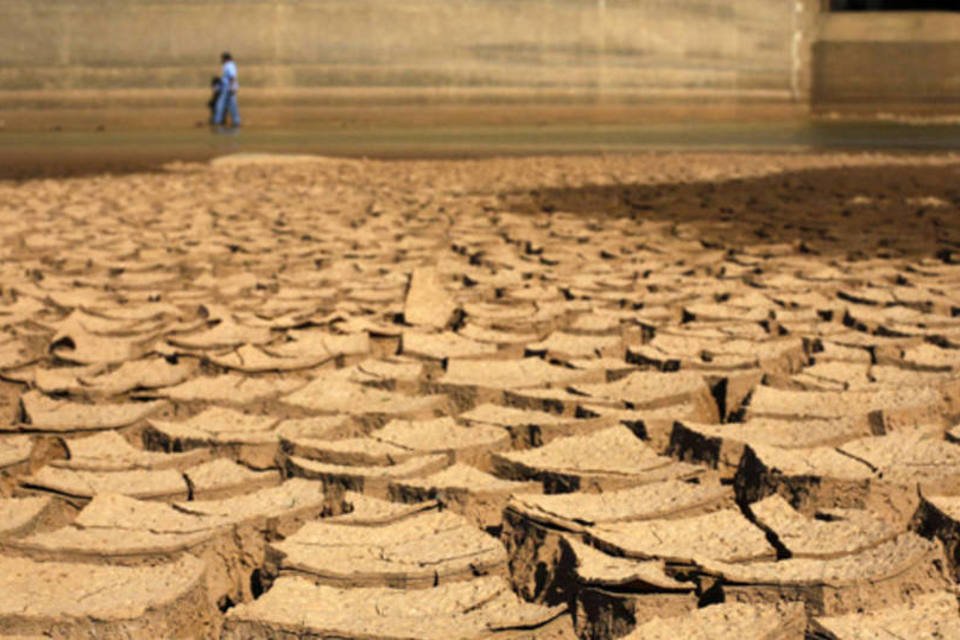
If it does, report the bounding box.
[214,52,240,128]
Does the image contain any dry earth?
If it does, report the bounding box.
[2,151,960,638]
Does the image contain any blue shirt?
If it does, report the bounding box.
[222,60,238,91]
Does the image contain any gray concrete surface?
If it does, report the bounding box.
[0,1,800,100]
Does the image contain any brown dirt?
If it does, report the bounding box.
[2,151,960,638]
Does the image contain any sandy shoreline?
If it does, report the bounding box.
[5,119,960,181]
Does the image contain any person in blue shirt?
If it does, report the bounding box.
[213,52,240,128]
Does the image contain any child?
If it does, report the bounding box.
[208,76,223,125]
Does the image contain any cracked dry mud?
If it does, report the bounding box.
[3,151,960,639]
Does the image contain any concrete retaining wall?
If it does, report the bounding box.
[813,11,960,112]
[0,0,801,102]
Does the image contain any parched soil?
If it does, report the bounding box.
[2,151,960,638]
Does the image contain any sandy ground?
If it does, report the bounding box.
[2,152,960,637]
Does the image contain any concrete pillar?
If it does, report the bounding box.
[793,0,825,106]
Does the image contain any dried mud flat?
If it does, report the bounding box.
[3,151,960,638]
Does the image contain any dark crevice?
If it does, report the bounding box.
[182,472,196,501]
[740,502,793,561]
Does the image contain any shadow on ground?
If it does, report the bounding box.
[510,164,960,260]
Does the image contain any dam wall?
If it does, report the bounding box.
[813,11,960,114]
[0,0,805,105]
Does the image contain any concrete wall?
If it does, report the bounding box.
[0,0,801,102]
[813,11,960,112]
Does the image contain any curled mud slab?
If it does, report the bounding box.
[221,575,570,639]
[0,555,219,638]
[4,152,960,637]
[810,590,960,639]
[623,601,806,640]
[267,507,508,588]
